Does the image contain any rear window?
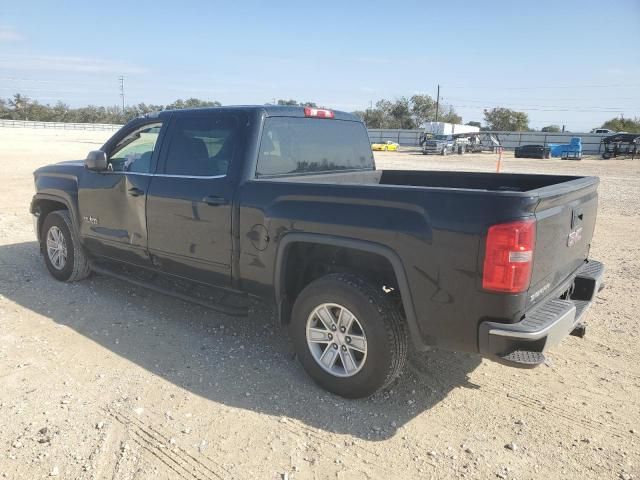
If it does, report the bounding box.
[256,117,374,177]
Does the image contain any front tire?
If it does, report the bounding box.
[41,210,91,282]
[290,273,408,398]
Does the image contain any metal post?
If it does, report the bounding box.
[118,76,126,112]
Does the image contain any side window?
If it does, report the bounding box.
[109,123,162,173]
[163,114,239,176]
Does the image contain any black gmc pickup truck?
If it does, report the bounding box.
[31,106,604,398]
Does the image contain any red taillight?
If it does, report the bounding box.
[482,220,536,293]
[304,107,334,119]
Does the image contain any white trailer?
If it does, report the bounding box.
[422,122,480,136]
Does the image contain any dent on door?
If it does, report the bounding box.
[79,173,151,261]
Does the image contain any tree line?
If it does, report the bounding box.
[1,93,637,132]
[600,116,640,133]
[0,94,222,124]
[352,95,462,129]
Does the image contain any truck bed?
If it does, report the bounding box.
[250,168,599,353]
[379,170,583,192]
[281,168,592,194]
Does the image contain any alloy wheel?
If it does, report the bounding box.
[306,303,368,377]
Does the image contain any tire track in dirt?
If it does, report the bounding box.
[274,410,422,478]
[83,419,128,480]
[563,341,640,368]
[110,405,403,479]
[106,407,232,480]
[408,360,635,440]
[477,380,633,439]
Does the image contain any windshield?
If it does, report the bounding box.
[256,117,374,177]
[434,135,449,140]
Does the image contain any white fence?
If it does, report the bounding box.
[0,120,611,154]
[367,128,609,155]
[0,119,122,131]
[486,131,606,155]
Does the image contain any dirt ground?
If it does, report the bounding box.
[0,127,638,480]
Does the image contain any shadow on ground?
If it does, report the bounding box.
[0,241,481,440]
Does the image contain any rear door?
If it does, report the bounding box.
[146,111,244,286]
[527,179,599,307]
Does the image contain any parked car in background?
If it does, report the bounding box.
[514,144,551,159]
[371,141,399,151]
[591,128,615,134]
[422,135,455,155]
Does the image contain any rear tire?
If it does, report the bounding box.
[290,273,408,398]
[41,210,91,282]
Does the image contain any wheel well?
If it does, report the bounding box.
[33,199,68,242]
[279,242,403,324]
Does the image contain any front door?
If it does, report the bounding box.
[146,111,244,286]
[78,121,164,266]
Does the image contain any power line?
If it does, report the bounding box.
[442,83,640,90]
[442,97,639,110]
[0,76,117,86]
[449,104,636,113]
[445,95,640,101]
[0,86,116,94]
[445,103,639,112]
[451,104,636,113]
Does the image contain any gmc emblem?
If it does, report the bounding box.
[567,226,583,247]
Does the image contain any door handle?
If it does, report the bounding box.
[128,187,144,197]
[203,195,226,206]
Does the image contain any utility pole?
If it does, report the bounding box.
[435,84,440,122]
[118,76,125,112]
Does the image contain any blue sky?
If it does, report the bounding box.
[1,0,639,130]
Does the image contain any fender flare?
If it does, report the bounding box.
[273,232,426,349]
[31,193,81,240]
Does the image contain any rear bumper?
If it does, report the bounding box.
[478,260,604,367]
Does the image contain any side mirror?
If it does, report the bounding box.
[85,150,108,171]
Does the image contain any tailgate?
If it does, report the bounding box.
[527,178,599,308]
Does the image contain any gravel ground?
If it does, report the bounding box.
[0,127,638,480]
